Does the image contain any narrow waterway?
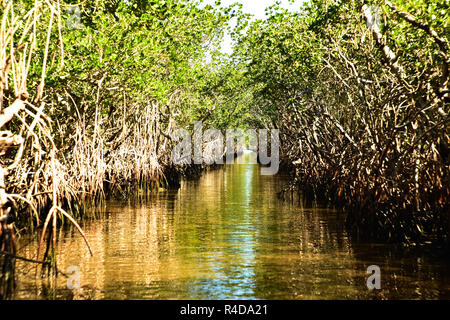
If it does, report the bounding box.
[12,152,450,299]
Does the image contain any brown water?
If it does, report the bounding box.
[10,152,450,299]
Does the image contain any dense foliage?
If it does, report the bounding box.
[233,0,449,243]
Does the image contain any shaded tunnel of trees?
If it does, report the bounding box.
[0,0,448,288]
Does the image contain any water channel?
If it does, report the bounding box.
[11,152,450,299]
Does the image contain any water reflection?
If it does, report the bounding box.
[9,152,450,299]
